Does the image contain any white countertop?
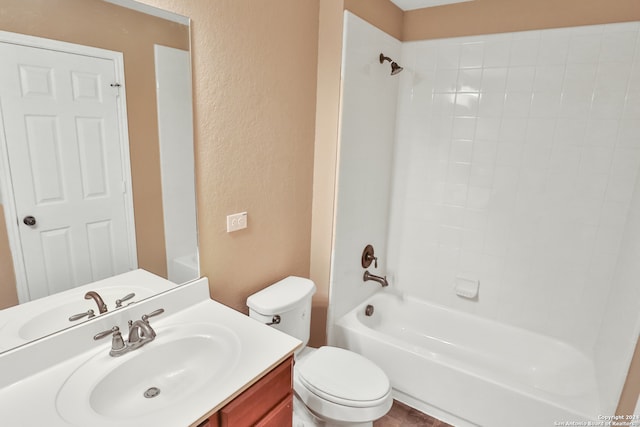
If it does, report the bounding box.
[0,277,300,426]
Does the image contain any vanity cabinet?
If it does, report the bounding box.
[194,356,293,427]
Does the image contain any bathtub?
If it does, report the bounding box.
[333,292,602,427]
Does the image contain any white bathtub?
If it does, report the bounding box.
[333,292,603,427]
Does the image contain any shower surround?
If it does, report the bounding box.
[329,12,640,426]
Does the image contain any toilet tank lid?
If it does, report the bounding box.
[247,276,316,315]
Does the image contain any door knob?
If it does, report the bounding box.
[23,216,36,226]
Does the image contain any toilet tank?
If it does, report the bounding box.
[247,276,316,347]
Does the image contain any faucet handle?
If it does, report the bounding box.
[361,244,378,269]
[142,308,164,323]
[94,326,120,340]
[93,326,126,354]
[115,293,135,308]
[69,309,95,322]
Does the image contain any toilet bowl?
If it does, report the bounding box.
[294,346,392,426]
[247,277,392,427]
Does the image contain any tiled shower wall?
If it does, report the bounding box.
[387,22,640,353]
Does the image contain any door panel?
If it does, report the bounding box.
[86,220,117,279]
[24,115,66,204]
[40,226,75,297]
[76,117,109,198]
[0,41,134,301]
[71,71,103,102]
[19,64,55,98]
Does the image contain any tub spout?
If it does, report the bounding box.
[363,270,389,287]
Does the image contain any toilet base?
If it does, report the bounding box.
[293,394,373,427]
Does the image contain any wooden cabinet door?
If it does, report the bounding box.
[255,392,293,427]
[220,357,293,427]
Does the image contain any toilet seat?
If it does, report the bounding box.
[294,346,392,423]
[298,346,390,407]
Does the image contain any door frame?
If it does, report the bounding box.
[0,30,138,303]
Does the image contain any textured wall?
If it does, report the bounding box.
[139,0,319,314]
[0,207,17,309]
[344,0,404,40]
[309,0,345,347]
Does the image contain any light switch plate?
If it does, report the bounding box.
[226,212,247,232]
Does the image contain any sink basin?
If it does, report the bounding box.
[56,322,240,426]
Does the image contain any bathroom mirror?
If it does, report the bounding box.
[0,0,198,349]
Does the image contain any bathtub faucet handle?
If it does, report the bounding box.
[361,244,378,269]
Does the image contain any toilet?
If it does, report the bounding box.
[247,276,392,427]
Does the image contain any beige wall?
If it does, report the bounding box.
[619,339,640,416]
[309,0,345,347]
[341,0,640,42]
[344,0,404,40]
[0,0,190,307]
[0,206,18,309]
[139,0,319,315]
[404,0,640,40]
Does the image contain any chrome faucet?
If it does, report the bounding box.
[94,308,164,357]
[363,270,389,287]
[85,291,107,314]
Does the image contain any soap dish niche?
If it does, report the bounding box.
[455,277,479,300]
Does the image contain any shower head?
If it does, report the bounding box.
[379,53,403,76]
[390,61,403,75]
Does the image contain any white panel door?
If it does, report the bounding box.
[0,41,134,300]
